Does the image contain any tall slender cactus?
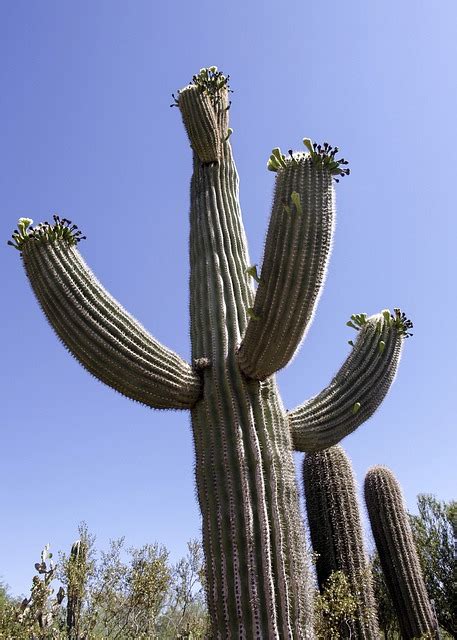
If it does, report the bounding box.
[364,466,437,639]
[303,445,379,638]
[9,67,411,638]
[66,539,87,640]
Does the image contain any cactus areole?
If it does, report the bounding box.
[10,68,412,638]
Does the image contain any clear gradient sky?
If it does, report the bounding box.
[1,1,456,596]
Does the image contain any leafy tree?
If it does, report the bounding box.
[0,580,25,640]
[58,522,96,639]
[1,531,209,639]
[409,494,457,637]
[157,539,209,639]
[84,537,171,638]
[0,581,9,609]
[314,571,358,639]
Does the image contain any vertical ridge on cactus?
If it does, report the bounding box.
[303,445,379,638]
[9,67,411,638]
[364,466,436,639]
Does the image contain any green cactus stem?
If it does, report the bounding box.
[9,67,411,638]
[14,217,200,410]
[303,446,379,638]
[237,150,335,380]
[183,78,311,637]
[66,539,87,638]
[364,466,437,639]
[288,310,409,452]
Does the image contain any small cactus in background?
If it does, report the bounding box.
[18,544,65,633]
[66,539,87,639]
[303,445,379,638]
[9,66,412,637]
[364,466,437,639]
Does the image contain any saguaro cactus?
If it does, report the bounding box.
[9,67,411,638]
[364,466,436,639]
[66,539,87,639]
[303,446,379,638]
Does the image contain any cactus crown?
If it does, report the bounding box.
[391,307,414,338]
[346,309,413,338]
[171,66,231,109]
[267,138,350,182]
[7,215,86,251]
[191,66,231,101]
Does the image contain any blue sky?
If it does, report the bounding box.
[1,0,455,596]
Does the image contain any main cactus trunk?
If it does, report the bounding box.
[188,145,311,637]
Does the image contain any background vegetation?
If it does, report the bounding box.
[1,494,454,639]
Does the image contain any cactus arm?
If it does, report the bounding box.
[288,310,410,452]
[237,143,347,380]
[364,466,436,639]
[17,221,201,410]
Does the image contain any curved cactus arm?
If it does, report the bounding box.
[237,141,348,380]
[288,309,412,452]
[10,218,201,410]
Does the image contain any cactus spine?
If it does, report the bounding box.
[303,445,379,638]
[364,466,437,639]
[10,67,411,638]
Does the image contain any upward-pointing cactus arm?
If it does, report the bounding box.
[288,310,412,452]
[237,142,348,381]
[11,218,201,410]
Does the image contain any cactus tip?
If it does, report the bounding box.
[391,308,413,338]
[7,216,86,252]
[302,138,350,181]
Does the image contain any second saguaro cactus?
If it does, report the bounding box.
[303,446,379,638]
[365,466,437,639]
[10,67,412,638]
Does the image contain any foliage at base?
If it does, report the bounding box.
[0,525,209,640]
